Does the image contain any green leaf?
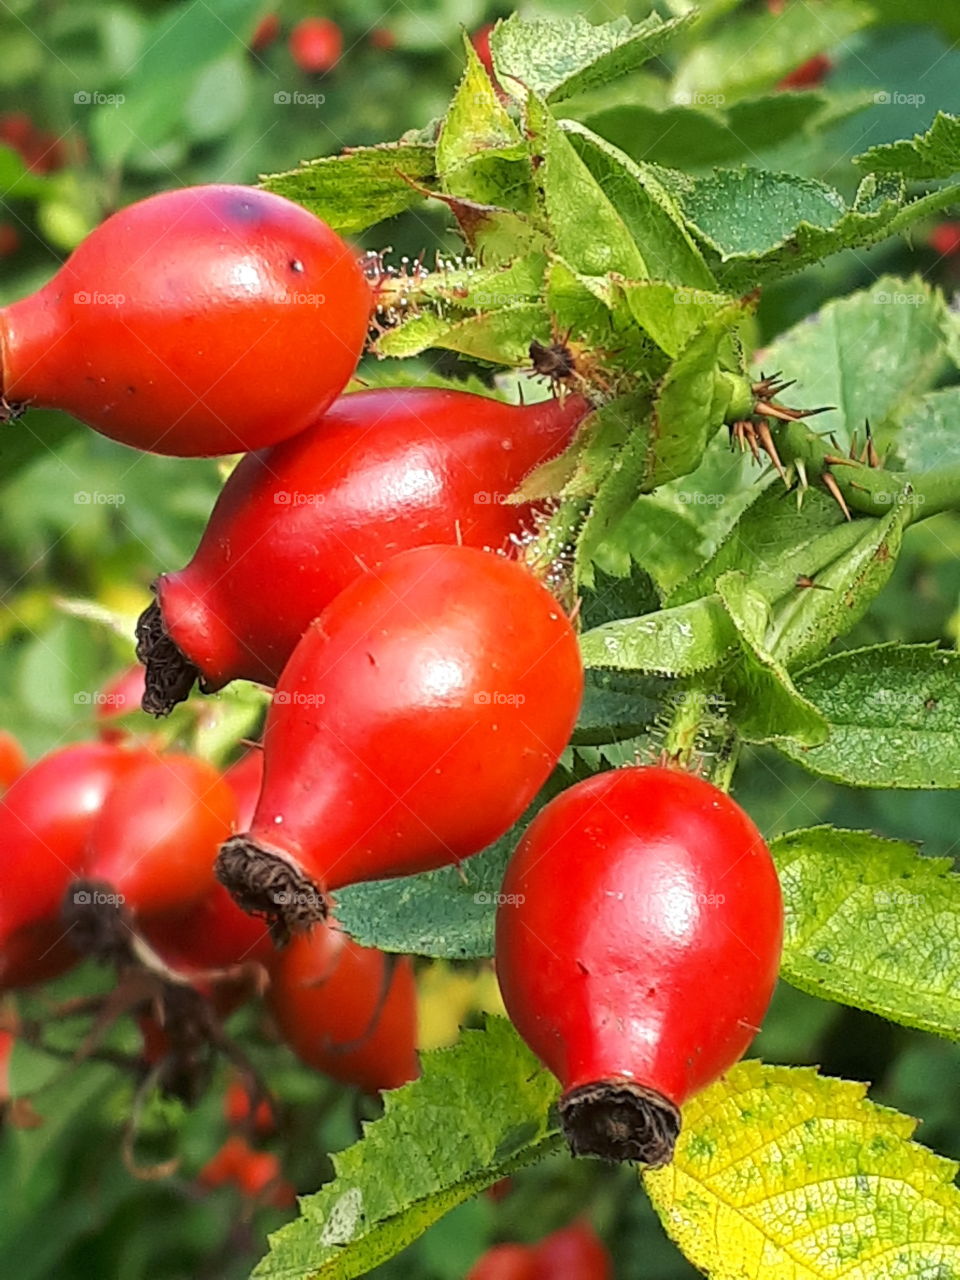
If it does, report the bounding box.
[0,144,52,200]
[563,122,716,289]
[648,302,753,488]
[252,1020,560,1279]
[572,667,670,747]
[436,38,534,210]
[898,386,960,471]
[778,644,960,788]
[260,143,437,236]
[622,281,736,359]
[580,595,738,677]
[646,1060,960,1280]
[588,496,707,594]
[569,90,870,169]
[715,572,828,747]
[674,169,905,291]
[758,275,954,448]
[768,497,908,670]
[490,12,694,105]
[668,485,851,607]
[672,1,873,105]
[855,110,960,178]
[525,96,647,279]
[375,302,548,365]
[775,825,960,1036]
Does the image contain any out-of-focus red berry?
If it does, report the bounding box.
[0,731,27,791]
[777,52,832,90]
[929,222,960,258]
[95,665,148,742]
[250,12,281,52]
[224,1077,275,1135]
[289,18,342,74]
[0,224,20,258]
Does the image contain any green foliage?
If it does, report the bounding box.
[776,826,960,1036]
[252,1020,561,1280]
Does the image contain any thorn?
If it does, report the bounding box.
[828,433,840,450]
[795,458,809,490]
[867,438,881,470]
[755,399,834,422]
[849,430,859,461]
[822,471,852,520]
[822,453,859,468]
[796,575,832,591]
[755,419,788,484]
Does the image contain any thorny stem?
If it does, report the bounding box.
[660,685,742,793]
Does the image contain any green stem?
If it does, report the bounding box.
[661,685,742,793]
[771,420,960,524]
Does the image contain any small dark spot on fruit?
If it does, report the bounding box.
[366,651,377,666]
[289,259,304,273]
[647,987,656,998]
[126,386,136,394]
[224,193,262,224]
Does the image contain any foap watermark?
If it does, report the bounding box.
[74,690,125,707]
[673,89,725,107]
[273,890,324,909]
[697,892,726,906]
[274,691,326,707]
[277,292,327,306]
[873,90,925,106]
[474,891,525,906]
[274,90,326,107]
[675,288,720,307]
[874,290,926,306]
[74,90,125,108]
[274,490,326,506]
[474,491,511,505]
[73,887,125,907]
[74,291,125,307]
[872,489,926,506]
[874,890,923,907]
[474,691,525,707]
[75,491,125,505]
[677,491,725,506]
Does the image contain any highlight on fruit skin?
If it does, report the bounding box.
[495,766,783,1167]
[136,386,590,715]
[214,544,584,941]
[0,184,371,457]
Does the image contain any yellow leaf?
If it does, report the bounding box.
[645,1060,960,1280]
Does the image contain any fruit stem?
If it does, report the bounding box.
[215,835,328,945]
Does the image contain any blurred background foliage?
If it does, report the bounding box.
[0,1,959,1277]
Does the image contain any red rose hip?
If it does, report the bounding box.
[216,544,583,938]
[137,387,588,714]
[495,766,783,1166]
[0,184,370,456]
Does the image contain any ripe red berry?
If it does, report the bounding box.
[289,18,342,73]
[777,52,832,90]
[267,922,418,1093]
[216,544,583,936]
[532,1221,612,1278]
[467,1244,536,1280]
[198,1134,249,1189]
[0,742,141,988]
[495,766,783,1166]
[138,387,588,712]
[0,112,65,174]
[0,185,370,456]
[250,12,281,52]
[929,221,960,258]
[82,751,236,920]
[0,730,27,792]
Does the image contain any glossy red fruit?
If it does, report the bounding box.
[0,185,370,456]
[216,545,583,936]
[267,922,418,1093]
[95,664,148,741]
[0,742,141,988]
[930,221,960,258]
[223,749,265,829]
[289,18,342,73]
[250,11,281,52]
[777,52,832,90]
[138,387,588,712]
[533,1221,612,1278]
[496,766,783,1166]
[0,730,27,792]
[83,752,236,920]
[467,1245,536,1280]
